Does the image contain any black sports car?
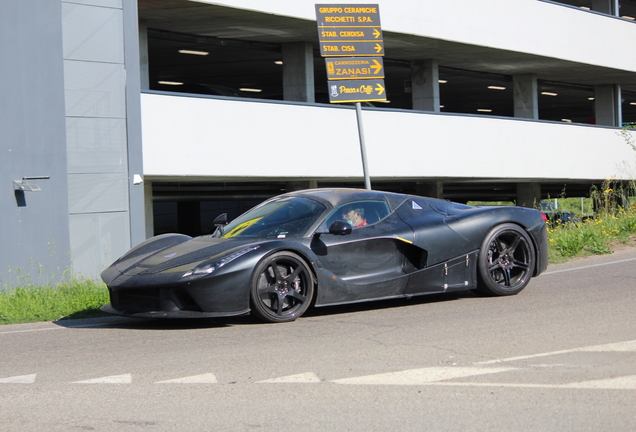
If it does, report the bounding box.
[101,188,548,323]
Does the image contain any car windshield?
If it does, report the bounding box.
[214,197,326,239]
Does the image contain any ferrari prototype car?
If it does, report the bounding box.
[101,188,548,323]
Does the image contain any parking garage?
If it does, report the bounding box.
[139,0,636,237]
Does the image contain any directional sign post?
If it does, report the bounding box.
[316,5,384,58]
[316,4,386,103]
[316,4,385,190]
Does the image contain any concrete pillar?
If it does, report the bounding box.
[595,84,622,127]
[144,181,154,238]
[139,20,149,90]
[411,59,440,112]
[516,183,541,208]
[513,74,538,119]
[416,181,444,199]
[286,181,318,192]
[282,42,315,102]
[592,0,619,15]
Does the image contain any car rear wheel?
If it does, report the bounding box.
[250,252,314,323]
[476,223,535,296]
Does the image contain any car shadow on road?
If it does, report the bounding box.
[52,314,257,330]
[53,289,481,330]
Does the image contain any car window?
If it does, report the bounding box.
[217,197,326,239]
[326,200,390,229]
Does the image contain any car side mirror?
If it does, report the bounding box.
[214,213,228,226]
[328,220,352,235]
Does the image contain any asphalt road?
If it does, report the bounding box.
[1,248,636,432]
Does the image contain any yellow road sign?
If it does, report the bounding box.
[327,79,387,103]
[325,57,384,80]
[316,4,384,57]
[319,41,384,57]
[318,26,383,42]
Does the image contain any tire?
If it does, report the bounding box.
[475,223,536,296]
[250,252,314,323]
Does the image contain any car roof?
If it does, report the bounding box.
[281,188,410,210]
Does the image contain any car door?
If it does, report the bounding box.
[395,198,477,295]
[310,200,415,306]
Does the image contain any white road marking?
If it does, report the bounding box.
[331,367,515,385]
[476,339,636,365]
[423,382,567,388]
[413,374,636,390]
[578,340,636,352]
[0,374,37,384]
[542,256,636,275]
[72,374,132,384]
[560,374,636,389]
[257,372,321,383]
[418,380,636,390]
[156,373,218,384]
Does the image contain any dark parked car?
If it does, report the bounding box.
[101,188,549,323]
[543,210,580,226]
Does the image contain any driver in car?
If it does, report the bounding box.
[342,206,367,228]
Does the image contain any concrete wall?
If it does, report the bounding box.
[0,0,143,287]
[194,0,636,74]
[142,93,636,181]
[0,0,72,289]
[63,0,144,280]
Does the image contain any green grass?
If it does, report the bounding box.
[0,279,109,325]
[548,207,636,262]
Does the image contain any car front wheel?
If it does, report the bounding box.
[476,223,536,296]
[250,252,314,323]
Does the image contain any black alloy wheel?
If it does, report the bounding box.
[476,223,536,296]
[250,252,314,323]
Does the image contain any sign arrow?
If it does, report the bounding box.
[375,82,385,95]
[371,59,382,74]
[373,28,381,39]
[374,43,383,54]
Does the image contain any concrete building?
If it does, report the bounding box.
[2,0,636,287]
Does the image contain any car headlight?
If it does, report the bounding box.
[182,246,260,278]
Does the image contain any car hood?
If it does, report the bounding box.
[115,237,259,275]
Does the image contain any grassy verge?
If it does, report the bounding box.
[0,279,109,325]
[548,207,636,263]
